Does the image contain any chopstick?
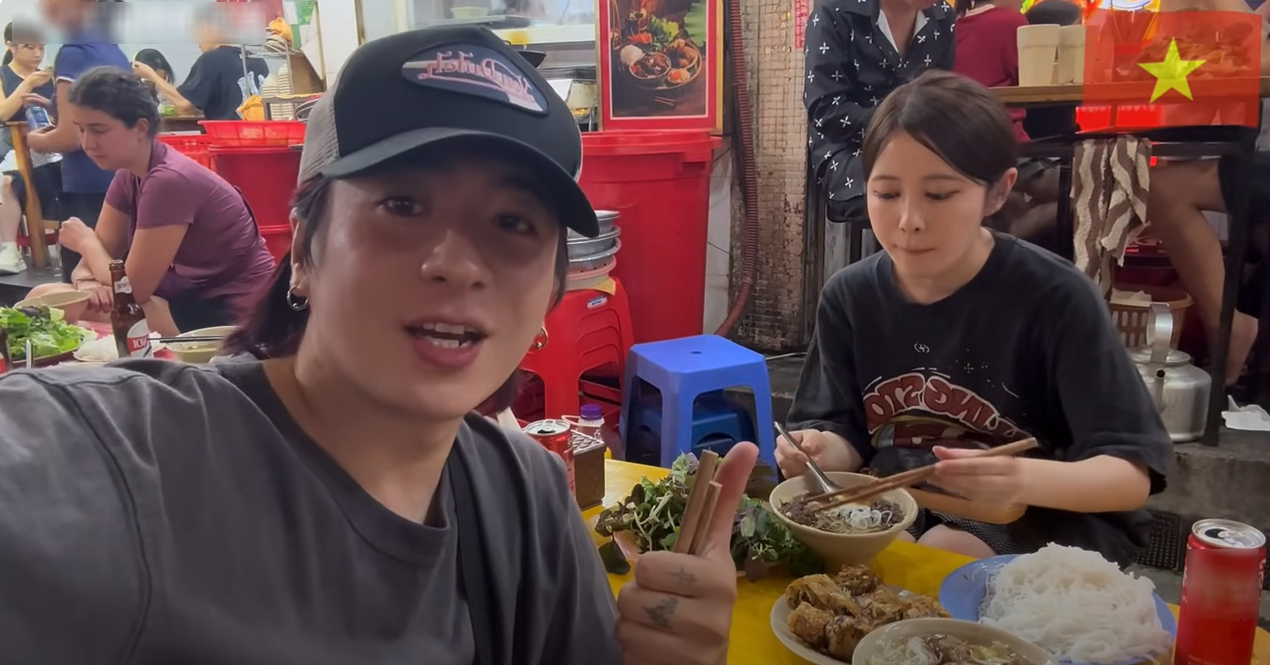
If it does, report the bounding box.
[156,336,226,344]
[673,450,721,556]
[808,438,1039,514]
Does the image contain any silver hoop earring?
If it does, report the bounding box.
[286,287,309,312]
[530,326,548,351]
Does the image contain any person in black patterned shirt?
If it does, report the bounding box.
[804,0,956,224]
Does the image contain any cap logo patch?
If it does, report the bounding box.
[402,45,548,114]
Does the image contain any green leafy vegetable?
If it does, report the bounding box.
[0,305,91,362]
[595,453,823,579]
[648,15,681,48]
[681,0,708,45]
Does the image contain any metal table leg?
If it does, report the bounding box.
[1203,133,1257,446]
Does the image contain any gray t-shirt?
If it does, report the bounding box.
[0,358,621,664]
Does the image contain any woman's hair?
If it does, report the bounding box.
[861,70,1018,187]
[66,67,161,137]
[223,149,572,414]
[134,48,174,83]
[3,23,13,68]
[1025,0,1081,25]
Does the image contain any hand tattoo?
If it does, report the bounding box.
[644,597,680,629]
[672,567,697,587]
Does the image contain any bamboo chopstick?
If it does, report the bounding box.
[690,481,722,556]
[673,450,720,555]
[809,438,1039,514]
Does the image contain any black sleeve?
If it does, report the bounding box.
[0,372,147,662]
[804,1,874,176]
[787,271,874,464]
[177,50,220,111]
[1039,276,1171,494]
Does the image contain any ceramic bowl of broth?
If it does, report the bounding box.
[169,326,234,364]
[769,471,918,570]
[852,618,1055,665]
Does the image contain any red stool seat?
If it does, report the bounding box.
[520,278,635,420]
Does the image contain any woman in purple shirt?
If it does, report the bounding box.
[29,67,275,335]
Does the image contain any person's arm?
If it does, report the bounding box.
[0,373,147,661]
[147,74,198,116]
[24,80,80,154]
[805,0,876,173]
[0,71,50,122]
[120,170,196,304]
[76,174,142,286]
[171,53,219,116]
[786,272,870,471]
[1021,276,1171,513]
[531,446,623,665]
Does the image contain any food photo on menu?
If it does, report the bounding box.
[606,0,710,118]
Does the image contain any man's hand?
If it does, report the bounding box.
[80,283,113,314]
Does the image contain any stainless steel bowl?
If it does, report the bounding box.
[568,210,620,241]
[568,241,620,272]
[566,227,620,260]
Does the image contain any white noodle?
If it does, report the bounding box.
[832,503,889,531]
[868,636,940,665]
[979,544,1170,664]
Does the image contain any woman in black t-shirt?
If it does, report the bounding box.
[0,22,61,276]
[779,71,1171,568]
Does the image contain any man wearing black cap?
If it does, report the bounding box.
[0,25,747,665]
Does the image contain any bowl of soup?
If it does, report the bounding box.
[769,472,918,570]
[169,326,235,364]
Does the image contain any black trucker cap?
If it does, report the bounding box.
[297,26,599,237]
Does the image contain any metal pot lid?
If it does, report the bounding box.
[595,210,620,221]
[1128,345,1193,367]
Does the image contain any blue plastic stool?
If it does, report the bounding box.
[627,392,757,465]
[621,335,776,469]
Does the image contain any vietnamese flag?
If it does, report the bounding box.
[1083,10,1262,128]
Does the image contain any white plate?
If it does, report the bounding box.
[771,597,850,665]
[73,334,166,363]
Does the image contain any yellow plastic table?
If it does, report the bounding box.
[586,460,1270,665]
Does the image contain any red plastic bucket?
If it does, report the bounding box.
[209,147,300,230]
[258,224,291,263]
[578,130,720,344]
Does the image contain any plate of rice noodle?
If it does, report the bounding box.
[938,544,1176,665]
[771,564,1051,664]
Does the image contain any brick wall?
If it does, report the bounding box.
[728,0,811,352]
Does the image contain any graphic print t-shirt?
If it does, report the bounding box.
[178,46,269,120]
[788,235,1172,567]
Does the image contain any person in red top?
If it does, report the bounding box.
[953,0,1029,142]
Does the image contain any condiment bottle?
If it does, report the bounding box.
[578,403,624,460]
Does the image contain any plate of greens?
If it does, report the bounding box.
[1,305,95,367]
[593,452,824,579]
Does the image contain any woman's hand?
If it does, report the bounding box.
[19,70,52,92]
[22,93,52,108]
[81,283,113,314]
[615,441,758,665]
[928,446,1030,505]
[775,429,857,478]
[58,217,95,254]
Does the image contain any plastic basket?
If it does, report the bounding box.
[157,133,213,169]
[1108,283,1193,349]
[199,120,306,148]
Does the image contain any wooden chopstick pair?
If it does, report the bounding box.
[807,438,1040,514]
[673,450,722,556]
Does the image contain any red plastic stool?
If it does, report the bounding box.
[519,279,635,420]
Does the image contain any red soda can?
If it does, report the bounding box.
[1174,518,1266,665]
[524,419,576,498]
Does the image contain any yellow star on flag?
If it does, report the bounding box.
[1137,39,1206,103]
